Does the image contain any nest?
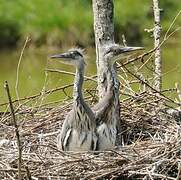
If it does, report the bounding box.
[0,87,180,180]
[1,54,181,179]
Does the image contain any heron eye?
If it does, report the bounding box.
[76,51,83,57]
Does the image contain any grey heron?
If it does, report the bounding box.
[93,44,144,150]
[50,49,98,151]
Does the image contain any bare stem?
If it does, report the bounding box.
[121,64,181,106]
[46,68,97,82]
[153,0,162,91]
[25,166,32,180]
[15,36,30,103]
[4,81,22,180]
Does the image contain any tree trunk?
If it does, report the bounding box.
[92,0,121,143]
[153,0,162,91]
[92,0,115,97]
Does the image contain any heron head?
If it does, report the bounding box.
[104,44,144,65]
[50,48,85,67]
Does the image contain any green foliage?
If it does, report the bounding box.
[0,0,180,47]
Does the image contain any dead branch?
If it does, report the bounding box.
[4,81,22,180]
[153,0,162,91]
[15,37,30,103]
[46,68,97,82]
[121,64,181,106]
[0,83,74,107]
[117,48,156,68]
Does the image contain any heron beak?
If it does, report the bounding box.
[117,46,144,58]
[112,46,144,62]
[122,46,144,54]
[50,52,72,60]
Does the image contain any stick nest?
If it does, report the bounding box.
[0,90,181,180]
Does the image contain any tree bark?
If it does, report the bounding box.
[92,0,115,97]
[92,0,121,143]
[153,0,162,91]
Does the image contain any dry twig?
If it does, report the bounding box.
[4,81,22,180]
[15,37,30,103]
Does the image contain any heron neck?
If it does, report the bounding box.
[73,62,84,101]
[112,63,120,92]
[107,64,114,91]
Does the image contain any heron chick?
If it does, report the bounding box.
[93,44,144,150]
[50,49,97,151]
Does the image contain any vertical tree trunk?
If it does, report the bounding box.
[92,0,121,143]
[153,0,162,91]
[92,0,115,97]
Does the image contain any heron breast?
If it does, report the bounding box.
[97,123,117,150]
[67,130,96,151]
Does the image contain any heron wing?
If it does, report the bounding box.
[92,92,113,125]
[58,111,74,151]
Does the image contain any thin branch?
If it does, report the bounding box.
[1,74,97,107]
[31,69,49,112]
[4,81,22,180]
[25,166,32,180]
[153,0,162,91]
[137,11,181,72]
[0,84,74,107]
[164,10,181,40]
[46,68,97,82]
[176,162,181,180]
[122,34,127,46]
[117,48,156,68]
[175,83,181,103]
[0,75,97,107]
[121,64,181,106]
[129,171,176,180]
[15,37,30,103]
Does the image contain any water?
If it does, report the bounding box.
[0,47,97,108]
[0,42,180,110]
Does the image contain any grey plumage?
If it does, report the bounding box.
[93,44,144,150]
[50,46,143,151]
[50,49,97,151]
